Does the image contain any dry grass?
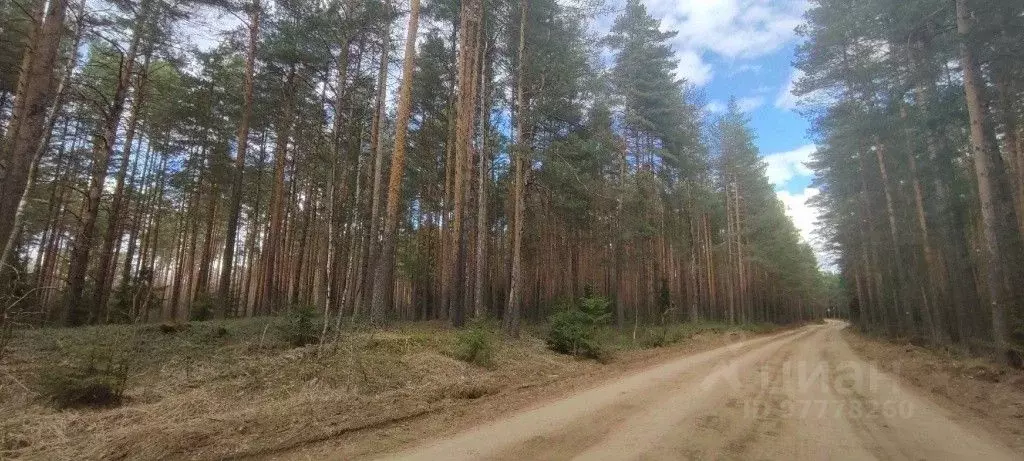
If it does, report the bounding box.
[0,319,778,460]
[843,330,1024,450]
[0,319,595,460]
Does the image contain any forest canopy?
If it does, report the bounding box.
[1,0,835,336]
[797,0,1024,359]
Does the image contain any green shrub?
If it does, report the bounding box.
[277,305,320,347]
[453,321,496,367]
[190,293,215,321]
[547,294,611,360]
[579,295,612,324]
[108,271,160,324]
[38,353,129,409]
[640,327,670,348]
[737,323,778,334]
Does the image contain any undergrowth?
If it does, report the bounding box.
[276,305,320,347]
[37,338,135,409]
[547,294,612,361]
[453,320,496,367]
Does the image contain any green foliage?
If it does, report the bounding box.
[63,283,97,327]
[578,294,612,325]
[107,283,138,325]
[639,327,670,348]
[37,347,131,409]
[738,323,779,334]
[657,279,672,318]
[1,253,36,359]
[276,305,320,347]
[190,293,215,322]
[453,320,496,367]
[638,322,696,349]
[634,322,779,350]
[547,294,612,361]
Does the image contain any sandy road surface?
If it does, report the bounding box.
[377,321,1020,461]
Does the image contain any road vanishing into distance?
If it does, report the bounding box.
[378,321,1018,461]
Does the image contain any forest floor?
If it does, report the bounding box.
[0,317,777,460]
[841,328,1024,452]
[329,321,1024,461]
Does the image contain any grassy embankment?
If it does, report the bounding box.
[0,317,781,459]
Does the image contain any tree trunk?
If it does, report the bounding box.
[93,51,151,316]
[956,0,1021,362]
[258,66,297,315]
[0,0,82,282]
[993,71,1023,240]
[361,24,392,315]
[121,141,153,288]
[370,0,420,325]
[473,39,491,320]
[219,0,260,312]
[321,36,354,337]
[0,0,69,284]
[64,19,145,325]
[871,140,914,334]
[448,0,482,327]
[502,0,527,336]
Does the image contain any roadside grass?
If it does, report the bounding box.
[842,329,1024,452]
[598,321,781,353]
[0,317,781,459]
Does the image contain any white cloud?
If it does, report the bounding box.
[777,187,819,242]
[674,49,714,86]
[597,1,809,88]
[775,69,804,110]
[775,68,832,111]
[777,187,827,264]
[729,63,763,75]
[736,96,765,112]
[705,101,727,114]
[705,96,763,115]
[763,144,816,186]
[765,143,829,266]
[651,0,808,58]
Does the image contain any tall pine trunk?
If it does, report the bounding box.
[370,0,420,324]
[64,17,145,325]
[473,39,491,320]
[0,0,69,283]
[503,0,527,336]
[956,0,1021,362]
[361,24,392,315]
[450,0,482,327]
[93,52,151,316]
[219,0,260,312]
[258,66,297,315]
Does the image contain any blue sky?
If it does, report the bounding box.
[699,43,824,264]
[602,0,825,265]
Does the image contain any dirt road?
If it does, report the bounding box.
[377,321,1020,461]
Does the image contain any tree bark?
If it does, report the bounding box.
[258,66,297,315]
[361,22,392,315]
[0,0,69,284]
[472,39,491,320]
[1,0,82,283]
[503,0,527,336]
[64,15,146,325]
[370,0,420,325]
[956,0,1020,362]
[93,51,151,316]
[219,0,260,312]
